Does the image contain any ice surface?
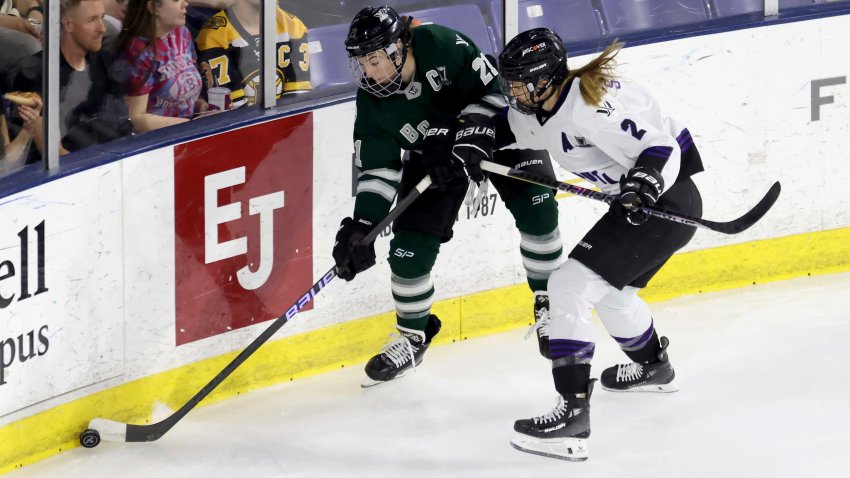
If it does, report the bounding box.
[12,272,850,478]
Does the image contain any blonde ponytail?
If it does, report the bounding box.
[567,40,623,107]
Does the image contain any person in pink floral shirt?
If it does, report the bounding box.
[115,0,202,132]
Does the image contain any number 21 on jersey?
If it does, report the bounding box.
[472,52,497,85]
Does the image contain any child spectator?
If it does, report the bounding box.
[196,0,310,107]
[115,0,203,132]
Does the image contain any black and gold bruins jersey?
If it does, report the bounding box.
[196,7,311,105]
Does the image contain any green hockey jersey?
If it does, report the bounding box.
[352,24,504,222]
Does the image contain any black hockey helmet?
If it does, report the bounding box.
[498,28,569,114]
[345,6,413,97]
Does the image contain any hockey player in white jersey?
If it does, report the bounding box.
[488,28,706,461]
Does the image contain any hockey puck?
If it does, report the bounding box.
[79,429,101,448]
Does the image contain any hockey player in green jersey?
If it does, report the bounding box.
[332,6,563,387]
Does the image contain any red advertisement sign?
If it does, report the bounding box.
[174,113,313,345]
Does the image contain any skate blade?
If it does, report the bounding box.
[510,432,589,462]
[360,377,384,388]
[360,368,414,388]
[601,380,679,393]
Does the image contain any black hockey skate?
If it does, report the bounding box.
[510,380,595,461]
[600,336,678,392]
[361,315,442,388]
[525,291,551,359]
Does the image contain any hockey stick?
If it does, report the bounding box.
[81,175,434,447]
[480,160,780,234]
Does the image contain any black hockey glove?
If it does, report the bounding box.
[452,113,494,183]
[332,217,376,281]
[421,115,467,190]
[610,166,665,226]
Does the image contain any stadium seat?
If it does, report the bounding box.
[307,23,355,90]
[485,0,505,46]
[517,0,604,44]
[406,4,498,54]
[596,0,709,35]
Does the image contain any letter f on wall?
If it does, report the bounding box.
[204,167,285,291]
[811,76,846,121]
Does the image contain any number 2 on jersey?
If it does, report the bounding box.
[620,119,647,140]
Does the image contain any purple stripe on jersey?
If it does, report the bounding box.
[639,146,673,161]
[549,339,595,360]
[642,149,673,159]
[677,129,694,152]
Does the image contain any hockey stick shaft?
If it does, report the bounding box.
[480,160,780,234]
[89,175,433,443]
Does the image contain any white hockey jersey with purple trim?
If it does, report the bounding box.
[504,77,691,195]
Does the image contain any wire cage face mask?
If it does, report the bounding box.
[348,44,405,98]
[498,75,543,115]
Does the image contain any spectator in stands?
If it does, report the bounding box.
[107,0,218,49]
[115,0,203,132]
[6,91,39,169]
[196,0,310,108]
[0,115,24,176]
[106,0,229,50]
[1,70,33,177]
[11,0,132,161]
[106,1,219,49]
[0,1,42,75]
[102,0,126,51]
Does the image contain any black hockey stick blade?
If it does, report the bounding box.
[685,181,781,234]
[480,160,780,235]
[86,175,433,444]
